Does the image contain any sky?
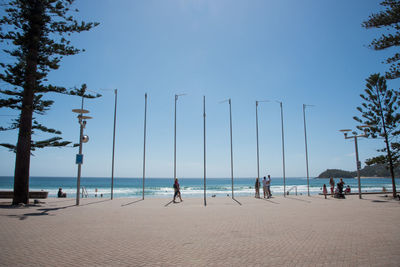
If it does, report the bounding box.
[0,0,399,178]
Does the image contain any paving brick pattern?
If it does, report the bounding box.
[0,195,399,266]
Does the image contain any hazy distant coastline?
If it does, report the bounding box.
[317,164,400,178]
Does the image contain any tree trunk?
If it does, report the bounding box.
[385,138,397,198]
[375,78,397,198]
[12,1,43,205]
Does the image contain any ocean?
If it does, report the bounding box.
[0,176,398,198]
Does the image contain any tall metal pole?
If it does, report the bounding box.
[111,89,117,200]
[354,136,362,199]
[76,94,85,206]
[174,94,177,180]
[229,99,234,199]
[203,96,207,206]
[142,93,147,200]
[256,101,260,180]
[76,120,83,205]
[303,104,310,196]
[279,102,286,197]
[341,128,367,199]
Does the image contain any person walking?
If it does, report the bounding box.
[266,175,272,198]
[173,178,183,203]
[329,177,335,197]
[255,178,260,198]
[262,176,267,198]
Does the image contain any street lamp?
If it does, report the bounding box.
[98,88,118,200]
[303,104,314,196]
[72,95,92,206]
[255,100,269,180]
[276,101,286,197]
[142,93,148,200]
[339,126,369,199]
[111,89,117,200]
[220,98,240,205]
[174,93,186,181]
[203,96,206,206]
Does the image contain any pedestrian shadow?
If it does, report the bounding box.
[260,197,279,204]
[121,199,144,207]
[164,200,183,207]
[285,197,311,203]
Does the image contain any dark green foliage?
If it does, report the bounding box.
[353,73,399,196]
[0,0,99,151]
[0,0,99,204]
[363,0,400,79]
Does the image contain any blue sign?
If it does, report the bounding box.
[76,154,83,164]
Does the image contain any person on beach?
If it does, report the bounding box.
[266,175,272,198]
[173,178,183,203]
[345,185,351,194]
[57,188,66,198]
[262,176,267,198]
[329,178,335,197]
[323,184,328,199]
[336,178,345,198]
[255,178,260,198]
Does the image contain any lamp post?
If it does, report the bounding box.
[220,99,236,200]
[303,104,314,196]
[255,100,269,180]
[72,93,92,206]
[111,89,117,200]
[339,127,368,199]
[142,93,148,200]
[174,94,186,181]
[203,96,206,206]
[277,101,286,197]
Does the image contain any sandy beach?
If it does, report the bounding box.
[1,194,399,266]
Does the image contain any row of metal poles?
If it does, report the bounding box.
[139,94,313,206]
[75,92,313,206]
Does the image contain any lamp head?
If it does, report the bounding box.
[339,129,351,138]
[82,135,89,143]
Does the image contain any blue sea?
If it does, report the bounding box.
[0,176,398,198]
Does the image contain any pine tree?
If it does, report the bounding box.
[353,73,400,197]
[363,0,400,79]
[0,0,100,204]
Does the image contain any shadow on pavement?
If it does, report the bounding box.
[285,197,311,203]
[260,197,279,204]
[6,204,75,220]
[232,198,242,205]
[79,199,111,207]
[164,199,185,207]
[121,199,144,207]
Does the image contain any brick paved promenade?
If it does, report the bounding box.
[0,195,399,266]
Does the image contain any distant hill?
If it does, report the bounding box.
[317,164,400,178]
[317,169,355,178]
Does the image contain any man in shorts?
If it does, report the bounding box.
[262,176,267,198]
[266,175,272,198]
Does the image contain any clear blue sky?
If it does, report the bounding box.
[1,0,398,178]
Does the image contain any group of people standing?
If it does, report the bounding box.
[173,176,273,202]
[322,178,350,199]
[255,175,272,199]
